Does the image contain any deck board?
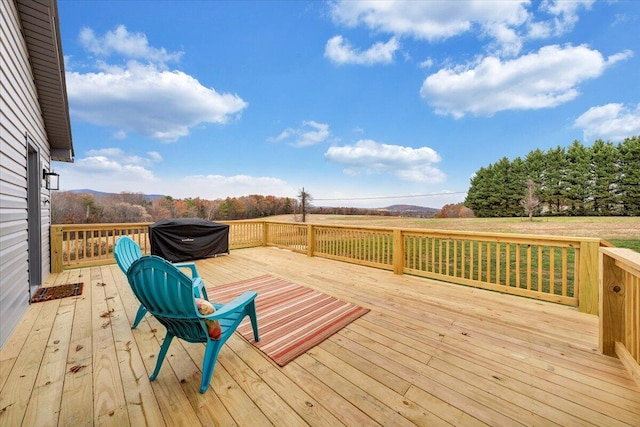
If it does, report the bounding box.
[1,246,639,426]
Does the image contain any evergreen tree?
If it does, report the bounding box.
[465,136,639,218]
[590,140,619,215]
[565,140,591,215]
[524,149,546,211]
[492,158,512,215]
[524,149,545,182]
[617,136,640,215]
[542,146,568,214]
[506,157,527,216]
[465,166,498,217]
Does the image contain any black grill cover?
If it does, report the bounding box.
[149,218,229,262]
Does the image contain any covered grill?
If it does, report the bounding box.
[149,218,229,262]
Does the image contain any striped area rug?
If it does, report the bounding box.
[207,275,369,366]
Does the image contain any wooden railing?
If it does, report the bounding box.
[279,223,599,312]
[310,224,394,270]
[225,220,265,249]
[50,221,264,272]
[600,247,640,387]
[50,220,637,383]
[50,223,152,272]
[400,229,600,308]
[51,221,601,314]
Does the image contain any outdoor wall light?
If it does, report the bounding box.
[43,169,60,191]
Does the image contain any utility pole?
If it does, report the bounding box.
[298,187,312,223]
[301,187,307,222]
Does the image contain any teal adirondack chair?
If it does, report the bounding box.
[126,255,259,393]
[114,236,199,328]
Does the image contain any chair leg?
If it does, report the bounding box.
[131,304,147,329]
[247,300,260,342]
[150,333,174,381]
[199,340,223,393]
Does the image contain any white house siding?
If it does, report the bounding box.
[1,0,53,346]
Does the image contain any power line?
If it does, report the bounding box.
[314,191,467,201]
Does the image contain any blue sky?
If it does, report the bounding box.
[56,1,640,208]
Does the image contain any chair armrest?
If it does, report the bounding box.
[191,277,207,299]
[204,291,257,320]
[174,262,200,278]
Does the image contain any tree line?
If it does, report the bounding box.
[51,192,301,224]
[50,191,430,224]
[464,136,640,217]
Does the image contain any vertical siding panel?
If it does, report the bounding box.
[0,0,52,347]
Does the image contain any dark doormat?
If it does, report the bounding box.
[30,283,84,303]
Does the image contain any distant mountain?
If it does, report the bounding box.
[379,204,439,217]
[69,189,165,201]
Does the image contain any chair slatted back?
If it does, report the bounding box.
[127,255,208,343]
[114,236,143,274]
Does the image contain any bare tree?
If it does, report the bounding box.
[102,202,151,223]
[521,179,540,221]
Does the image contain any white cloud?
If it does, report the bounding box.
[419,58,434,69]
[58,148,296,199]
[85,147,125,158]
[58,148,166,193]
[269,121,331,147]
[574,103,640,142]
[74,156,156,180]
[324,139,445,183]
[79,25,183,65]
[147,151,163,162]
[330,1,530,56]
[537,0,595,36]
[420,45,629,118]
[329,1,596,59]
[67,62,247,142]
[67,27,247,142]
[179,174,295,199]
[607,49,634,66]
[483,22,522,57]
[77,147,162,170]
[330,1,528,41]
[325,35,399,65]
[59,150,159,193]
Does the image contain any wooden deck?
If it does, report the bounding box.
[1,247,639,426]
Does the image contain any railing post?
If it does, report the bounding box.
[393,229,404,275]
[578,240,599,315]
[50,225,63,273]
[307,224,315,257]
[262,221,269,246]
[599,249,625,357]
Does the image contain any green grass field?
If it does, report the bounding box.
[607,239,640,252]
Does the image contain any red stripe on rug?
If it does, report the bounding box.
[207,275,369,366]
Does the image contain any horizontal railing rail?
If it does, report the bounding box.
[600,247,640,387]
[51,220,601,314]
